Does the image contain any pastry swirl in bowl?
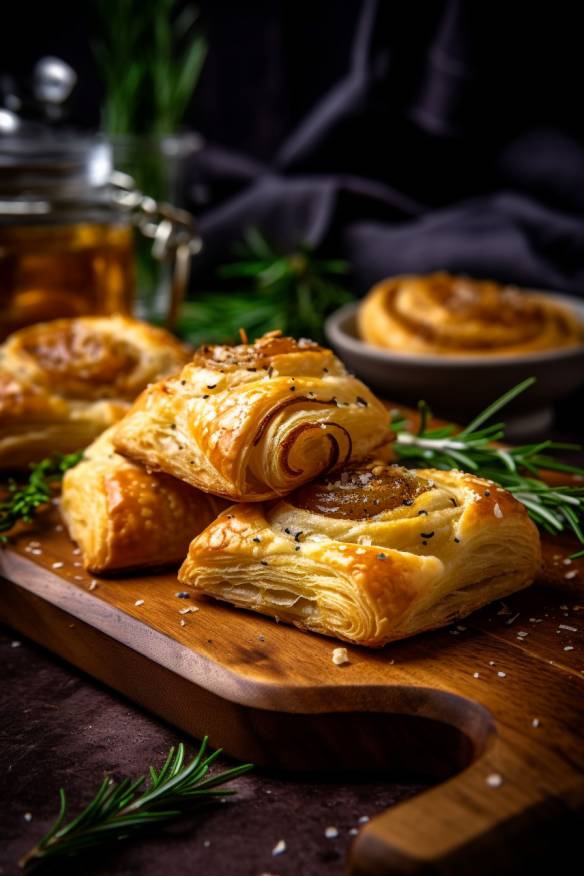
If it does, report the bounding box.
[359,272,584,357]
[113,331,391,501]
[178,461,541,646]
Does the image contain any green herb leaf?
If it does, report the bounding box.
[0,452,83,541]
[178,227,353,345]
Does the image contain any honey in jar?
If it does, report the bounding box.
[0,134,134,339]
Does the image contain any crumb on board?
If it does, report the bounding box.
[332,647,350,666]
[486,773,503,788]
[272,839,286,856]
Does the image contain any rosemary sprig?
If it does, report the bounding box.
[178,227,353,345]
[94,0,207,136]
[20,738,252,870]
[392,378,584,557]
[0,452,82,542]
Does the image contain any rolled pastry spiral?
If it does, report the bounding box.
[0,316,190,467]
[179,461,541,646]
[358,272,584,356]
[114,332,392,501]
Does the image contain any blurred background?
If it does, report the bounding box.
[2,0,584,429]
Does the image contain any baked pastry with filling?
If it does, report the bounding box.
[359,272,584,356]
[114,331,392,501]
[61,427,226,574]
[178,461,541,646]
[0,315,190,467]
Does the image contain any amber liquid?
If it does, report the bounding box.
[0,222,135,339]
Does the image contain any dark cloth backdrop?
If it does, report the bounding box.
[4,0,584,296]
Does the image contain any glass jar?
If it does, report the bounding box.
[0,133,134,339]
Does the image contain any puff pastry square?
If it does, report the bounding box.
[0,316,190,467]
[61,427,226,574]
[178,462,541,646]
[114,331,392,501]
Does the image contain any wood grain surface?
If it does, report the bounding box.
[1,503,584,875]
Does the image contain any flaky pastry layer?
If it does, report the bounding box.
[114,332,392,501]
[61,427,226,574]
[179,463,541,646]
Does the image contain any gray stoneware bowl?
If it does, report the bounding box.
[325,293,584,434]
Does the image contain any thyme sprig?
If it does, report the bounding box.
[20,738,252,870]
[392,378,584,556]
[0,452,82,542]
[178,227,352,345]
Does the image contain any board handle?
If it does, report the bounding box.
[348,733,584,875]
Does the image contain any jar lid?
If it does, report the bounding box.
[0,127,112,197]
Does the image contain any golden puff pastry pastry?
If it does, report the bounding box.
[113,331,392,501]
[179,461,540,646]
[61,427,227,574]
[359,272,584,357]
[0,315,190,467]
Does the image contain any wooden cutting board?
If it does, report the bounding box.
[1,507,584,875]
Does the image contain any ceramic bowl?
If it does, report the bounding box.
[325,293,584,434]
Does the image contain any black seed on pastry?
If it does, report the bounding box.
[253,537,261,543]
[356,396,368,407]
[295,545,301,551]
[450,498,457,506]
[420,531,435,539]
[175,592,190,599]
[294,531,303,541]
[207,384,217,389]
[170,423,176,430]
[454,537,461,543]
[289,386,296,391]
[377,553,387,560]
[484,490,491,497]
[403,499,413,506]
[417,509,428,515]
[181,380,186,385]
[323,367,329,373]
[260,560,268,566]
[422,541,428,546]
[202,394,209,399]
[284,527,291,534]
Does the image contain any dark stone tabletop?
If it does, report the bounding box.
[1,627,425,876]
